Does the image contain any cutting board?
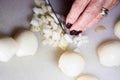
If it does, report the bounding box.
[0,0,120,80]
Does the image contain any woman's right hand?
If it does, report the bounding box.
[66,0,120,35]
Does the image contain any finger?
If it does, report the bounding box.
[104,0,120,10]
[84,0,120,31]
[66,0,90,24]
[84,14,104,31]
[70,0,105,31]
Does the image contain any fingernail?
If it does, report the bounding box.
[66,23,72,29]
[70,30,77,35]
[75,30,82,35]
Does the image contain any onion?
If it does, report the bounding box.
[114,20,120,39]
[0,37,18,62]
[14,30,38,57]
[58,51,85,77]
[77,74,98,80]
[97,40,120,67]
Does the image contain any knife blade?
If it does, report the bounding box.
[45,0,68,34]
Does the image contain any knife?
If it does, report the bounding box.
[45,0,68,34]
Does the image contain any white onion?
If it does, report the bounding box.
[33,7,44,15]
[14,30,38,57]
[97,40,120,67]
[114,20,120,39]
[30,18,39,27]
[43,28,52,38]
[64,34,73,43]
[34,0,45,7]
[58,51,85,77]
[0,37,18,62]
[77,74,98,80]
[52,31,61,41]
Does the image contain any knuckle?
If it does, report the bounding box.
[74,0,82,8]
[74,0,80,5]
[85,10,97,17]
[96,15,103,21]
[67,14,76,23]
[74,0,81,4]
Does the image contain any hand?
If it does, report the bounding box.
[66,0,120,35]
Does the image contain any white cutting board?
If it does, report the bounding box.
[0,0,120,80]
